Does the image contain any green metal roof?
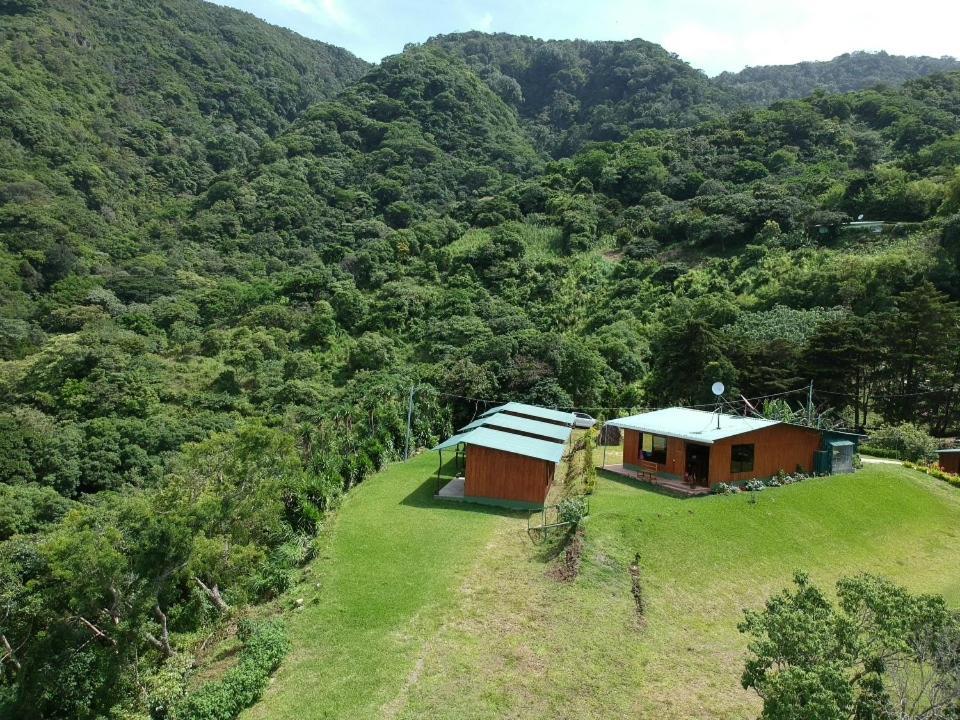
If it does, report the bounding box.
[937,448,960,454]
[609,407,782,445]
[432,426,565,464]
[434,432,470,451]
[827,440,855,447]
[479,402,574,426]
[460,412,572,443]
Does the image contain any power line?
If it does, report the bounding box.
[425,384,812,415]
[817,386,960,399]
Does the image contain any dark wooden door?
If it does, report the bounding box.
[685,443,710,486]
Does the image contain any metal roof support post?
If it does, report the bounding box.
[436,448,443,495]
[601,428,608,469]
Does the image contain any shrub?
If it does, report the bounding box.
[557,496,588,526]
[172,620,290,720]
[744,479,765,492]
[580,428,597,495]
[865,423,937,462]
[711,482,731,495]
[858,444,901,460]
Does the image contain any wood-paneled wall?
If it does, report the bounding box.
[622,429,684,476]
[623,424,823,486]
[465,444,555,505]
[624,429,640,465]
[710,424,821,484]
[939,453,960,474]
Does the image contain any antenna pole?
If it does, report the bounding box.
[404,385,416,460]
[807,381,814,426]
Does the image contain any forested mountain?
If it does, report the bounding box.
[423,31,730,154]
[424,34,959,155]
[3,2,960,717]
[0,0,368,280]
[716,50,960,106]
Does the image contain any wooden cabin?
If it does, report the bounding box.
[433,404,573,509]
[609,407,823,488]
[937,449,960,474]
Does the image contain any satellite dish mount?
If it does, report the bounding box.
[711,382,725,430]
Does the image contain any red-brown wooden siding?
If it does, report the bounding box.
[465,444,555,505]
[622,430,684,476]
[939,453,960,474]
[622,424,821,486]
[710,424,821,484]
[624,428,639,466]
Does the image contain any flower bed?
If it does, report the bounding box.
[902,461,960,489]
[710,469,823,495]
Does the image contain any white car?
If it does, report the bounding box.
[573,412,596,429]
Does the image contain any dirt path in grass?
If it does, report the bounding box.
[377,465,960,720]
[381,513,651,720]
[247,458,960,720]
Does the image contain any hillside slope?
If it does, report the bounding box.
[241,458,960,720]
[425,34,960,156]
[424,31,730,154]
[4,8,960,718]
[0,0,368,264]
[716,50,960,106]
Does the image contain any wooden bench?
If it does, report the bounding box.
[636,460,659,483]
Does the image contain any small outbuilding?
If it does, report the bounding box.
[608,407,827,489]
[936,449,960,474]
[433,404,574,509]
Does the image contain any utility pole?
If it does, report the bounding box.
[807,380,814,426]
[404,385,416,461]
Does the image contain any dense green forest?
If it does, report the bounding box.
[716,50,960,106]
[424,33,960,154]
[2,0,960,717]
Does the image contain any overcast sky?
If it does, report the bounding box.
[217,0,959,76]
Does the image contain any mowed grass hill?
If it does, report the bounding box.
[243,454,960,720]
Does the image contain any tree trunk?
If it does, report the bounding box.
[1,634,20,672]
[108,584,122,624]
[77,616,116,646]
[194,577,230,613]
[146,605,175,657]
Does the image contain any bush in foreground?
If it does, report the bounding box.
[172,619,290,720]
[740,572,959,720]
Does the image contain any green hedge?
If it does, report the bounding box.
[173,620,290,720]
[859,445,901,460]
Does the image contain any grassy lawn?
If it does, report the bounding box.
[246,456,960,720]
[242,452,513,720]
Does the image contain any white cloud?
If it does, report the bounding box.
[608,0,960,75]
[661,24,736,70]
[274,0,356,31]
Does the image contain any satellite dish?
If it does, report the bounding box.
[857,213,864,220]
[712,381,725,396]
